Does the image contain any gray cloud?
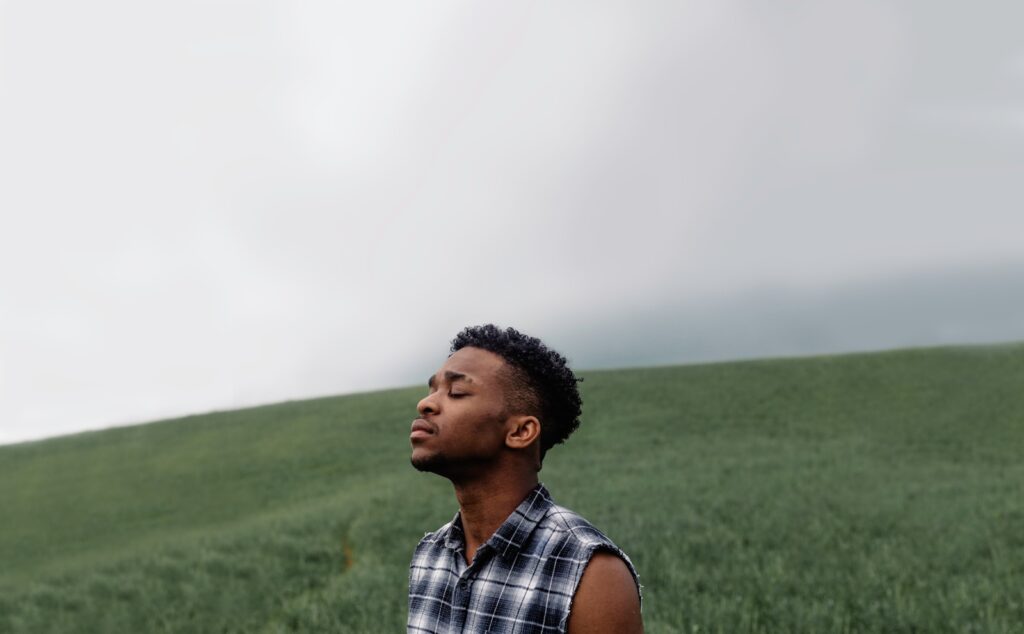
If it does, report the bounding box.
[546,260,1024,371]
[1,1,1022,444]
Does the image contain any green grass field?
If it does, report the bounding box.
[2,343,1023,633]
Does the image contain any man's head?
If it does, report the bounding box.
[410,324,583,479]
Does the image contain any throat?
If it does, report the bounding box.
[452,476,539,566]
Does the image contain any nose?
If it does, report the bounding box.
[417,392,439,417]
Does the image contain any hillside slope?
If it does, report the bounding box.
[2,343,1023,633]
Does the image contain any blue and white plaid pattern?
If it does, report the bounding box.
[408,483,641,633]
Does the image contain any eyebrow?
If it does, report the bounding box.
[427,371,474,390]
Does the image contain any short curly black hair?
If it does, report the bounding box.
[450,324,583,461]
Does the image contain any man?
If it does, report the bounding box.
[408,324,643,633]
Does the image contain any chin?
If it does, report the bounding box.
[410,451,444,473]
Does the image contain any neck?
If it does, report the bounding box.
[451,469,539,565]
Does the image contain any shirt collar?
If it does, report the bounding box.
[442,482,554,563]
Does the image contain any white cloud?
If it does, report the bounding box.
[1,1,1023,444]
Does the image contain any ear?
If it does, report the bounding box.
[505,415,541,451]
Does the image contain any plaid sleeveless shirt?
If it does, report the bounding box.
[407,483,641,633]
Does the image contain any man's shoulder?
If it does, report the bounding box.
[538,502,619,548]
[532,503,631,563]
[535,502,641,591]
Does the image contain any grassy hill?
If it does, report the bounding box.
[2,343,1023,633]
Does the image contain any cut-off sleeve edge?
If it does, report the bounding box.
[557,543,643,633]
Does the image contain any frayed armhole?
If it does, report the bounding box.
[557,544,643,633]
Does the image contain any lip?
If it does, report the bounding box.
[410,419,435,441]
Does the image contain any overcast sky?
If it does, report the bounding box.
[1,2,1022,445]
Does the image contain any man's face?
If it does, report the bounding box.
[411,346,514,478]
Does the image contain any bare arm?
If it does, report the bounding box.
[566,551,643,634]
